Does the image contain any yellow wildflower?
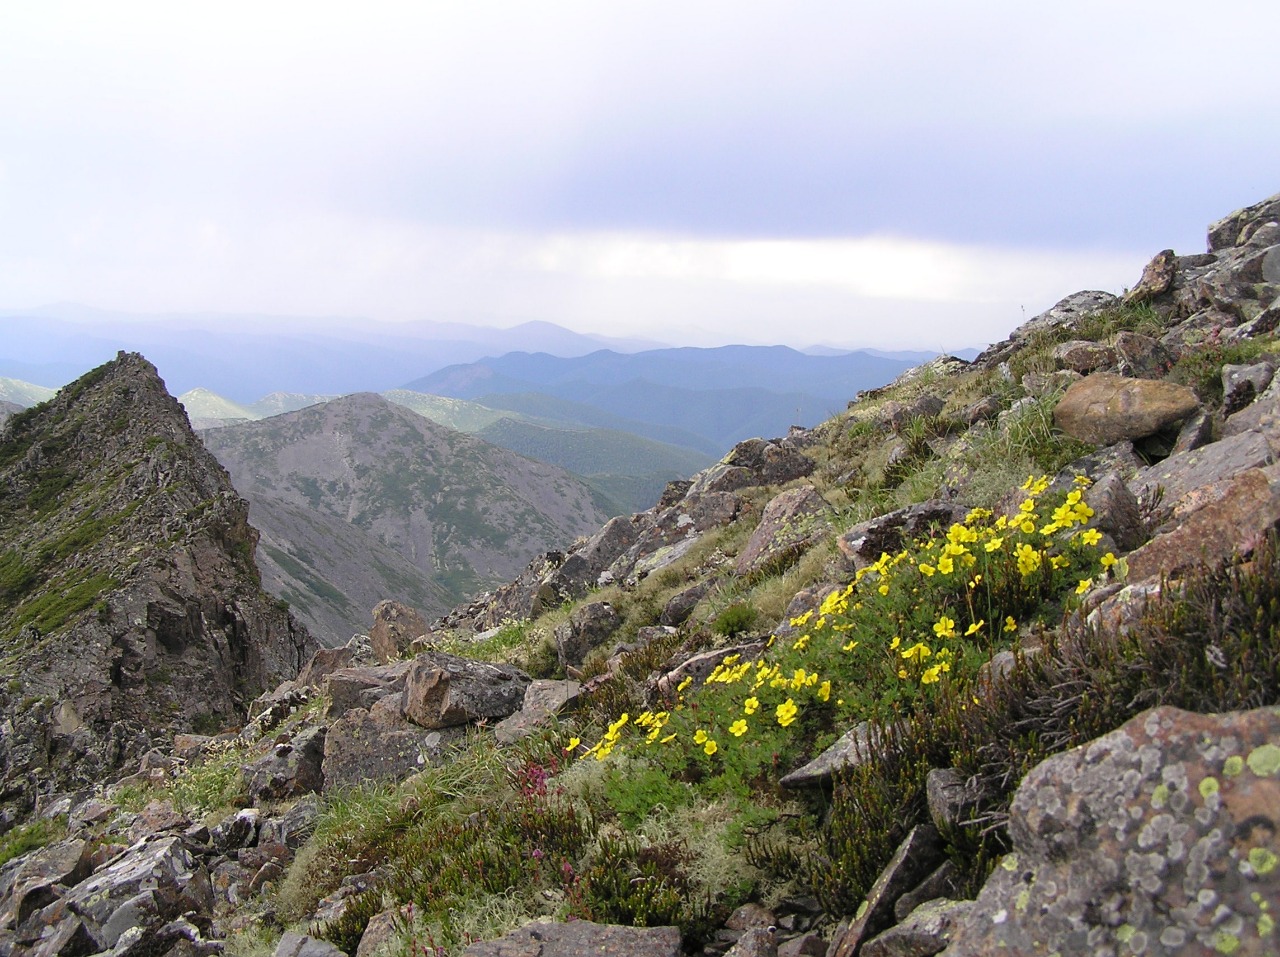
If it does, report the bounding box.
[842,639,860,652]
[901,642,931,662]
[566,737,581,751]
[965,620,984,636]
[704,739,718,756]
[817,680,831,702]
[1101,552,1118,568]
[1004,616,1017,633]
[744,696,760,715]
[729,719,748,737]
[1080,528,1102,546]
[693,729,708,744]
[919,563,936,577]
[933,616,957,639]
[677,676,693,692]
[1076,577,1093,595]
[984,536,1004,552]
[776,698,799,727]
[937,555,955,576]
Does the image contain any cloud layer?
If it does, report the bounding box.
[1,2,1276,349]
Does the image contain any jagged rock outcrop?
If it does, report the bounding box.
[0,353,316,815]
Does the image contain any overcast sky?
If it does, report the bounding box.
[1,2,1277,352]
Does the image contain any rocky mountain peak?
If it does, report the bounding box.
[0,352,317,816]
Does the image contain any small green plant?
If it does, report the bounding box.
[712,603,758,638]
[0,815,66,867]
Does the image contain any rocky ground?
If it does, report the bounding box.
[4,193,1280,956]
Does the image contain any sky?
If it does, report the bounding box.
[1,2,1277,353]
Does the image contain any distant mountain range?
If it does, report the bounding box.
[0,306,660,401]
[406,345,920,449]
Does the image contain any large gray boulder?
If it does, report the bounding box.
[400,654,530,729]
[945,705,1280,957]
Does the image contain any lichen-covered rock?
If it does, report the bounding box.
[1124,248,1179,305]
[493,678,580,744]
[554,602,622,669]
[1222,361,1276,415]
[462,919,682,957]
[1133,430,1275,524]
[1052,340,1117,374]
[321,708,464,790]
[945,705,1280,957]
[400,653,530,729]
[736,485,832,577]
[244,724,327,803]
[861,897,971,957]
[368,600,428,663]
[779,722,883,789]
[1054,373,1200,445]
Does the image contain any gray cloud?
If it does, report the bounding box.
[0,1,1276,350]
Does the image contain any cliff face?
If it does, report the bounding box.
[0,353,316,813]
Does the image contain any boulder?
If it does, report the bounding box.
[1133,429,1275,520]
[58,835,213,952]
[1053,373,1200,445]
[654,642,767,700]
[321,709,465,790]
[323,662,413,719]
[493,679,581,745]
[400,654,530,729]
[893,861,962,922]
[258,795,319,850]
[735,485,832,577]
[1051,340,1116,374]
[1223,361,1276,415]
[780,723,882,789]
[836,501,967,572]
[0,838,91,932]
[295,646,356,689]
[463,920,682,957]
[368,601,428,663]
[660,579,716,627]
[244,724,327,803]
[973,291,1119,367]
[1123,248,1178,304]
[275,931,348,957]
[924,768,988,833]
[945,705,1280,957]
[1126,465,1280,583]
[1113,331,1174,380]
[554,602,622,669]
[723,927,777,957]
[1082,471,1145,552]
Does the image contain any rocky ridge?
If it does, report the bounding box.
[0,353,317,819]
[4,194,1280,956]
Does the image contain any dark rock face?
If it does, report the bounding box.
[946,705,1280,957]
[0,353,317,814]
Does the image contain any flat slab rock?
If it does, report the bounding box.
[462,919,682,957]
[945,704,1280,957]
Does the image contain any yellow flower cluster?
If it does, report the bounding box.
[575,474,1108,765]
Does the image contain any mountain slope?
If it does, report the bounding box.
[0,377,56,407]
[0,352,316,812]
[200,393,615,642]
